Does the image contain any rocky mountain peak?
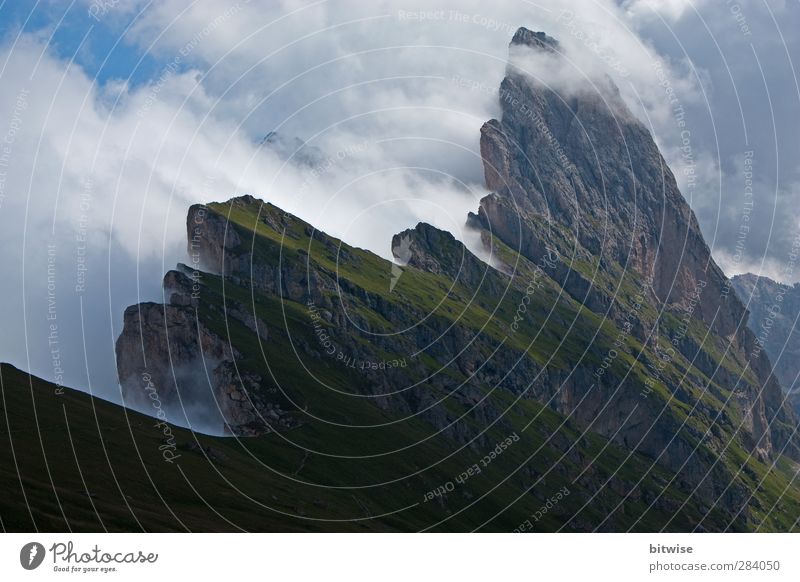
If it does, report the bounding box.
[392,223,463,275]
[391,222,507,296]
[478,31,745,333]
[471,30,798,460]
[510,27,560,53]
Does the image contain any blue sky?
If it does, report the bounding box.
[0,0,159,87]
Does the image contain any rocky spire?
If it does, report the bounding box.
[473,28,798,461]
[509,27,560,52]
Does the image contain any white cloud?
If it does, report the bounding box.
[713,248,790,283]
[622,0,704,23]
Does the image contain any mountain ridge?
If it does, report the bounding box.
[106,27,800,531]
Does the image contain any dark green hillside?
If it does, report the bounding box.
[1,356,757,532]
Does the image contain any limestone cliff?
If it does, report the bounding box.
[472,27,797,462]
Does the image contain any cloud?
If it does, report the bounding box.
[713,249,789,284]
[628,0,800,282]
[622,0,705,23]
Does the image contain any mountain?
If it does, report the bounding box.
[471,26,800,467]
[731,273,800,412]
[18,27,798,532]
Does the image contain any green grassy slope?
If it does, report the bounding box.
[1,359,736,532]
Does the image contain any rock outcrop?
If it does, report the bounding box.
[116,265,294,436]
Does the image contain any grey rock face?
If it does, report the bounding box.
[510,28,560,52]
[480,30,735,328]
[116,268,292,436]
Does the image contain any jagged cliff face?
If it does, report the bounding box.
[473,27,797,463]
[479,29,733,325]
[116,265,294,436]
[114,28,800,531]
[477,29,759,349]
